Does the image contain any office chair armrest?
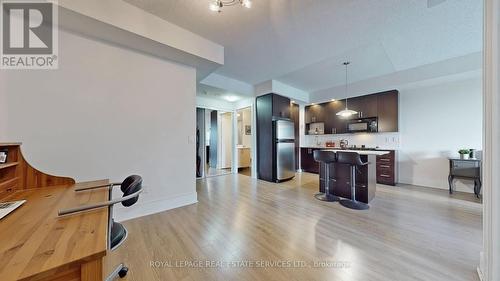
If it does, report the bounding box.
[75,182,122,192]
[58,189,143,216]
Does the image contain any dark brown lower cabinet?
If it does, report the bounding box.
[318,155,376,204]
[300,148,320,173]
[376,151,396,186]
[303,148,397,185]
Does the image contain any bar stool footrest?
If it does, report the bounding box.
[315,193,340,202]
[339,199,369,210]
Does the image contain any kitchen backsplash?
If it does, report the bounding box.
[303,132,400,149]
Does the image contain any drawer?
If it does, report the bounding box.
[450,160,480,178]
[0,177,17,193]
[377,176,395,185]
[377,155,394,162]
[377,151,395,162]
[377,163,393,170]
[378,172,393,179]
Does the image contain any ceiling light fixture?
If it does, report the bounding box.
[209,0,252,13]
[224,95,240,102]
[336,61,358,118]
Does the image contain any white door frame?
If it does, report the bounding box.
[234,102,257,178]
[197,106,236,178]
[480,0,499,280]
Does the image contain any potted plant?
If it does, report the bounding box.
[458,149,471,160]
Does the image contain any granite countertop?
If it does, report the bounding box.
[322,149,390,156]
[301,146,395,151]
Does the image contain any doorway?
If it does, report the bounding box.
[236,107,252,177]
[196,107,234,178]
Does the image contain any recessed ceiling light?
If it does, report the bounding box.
[331,99,336,102]
[311,103,316,105]
[291,100,296,103]
[241,0,252,8]
[224,95,240,102]
[209,2,221,12]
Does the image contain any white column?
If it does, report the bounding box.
[480,0,500,280]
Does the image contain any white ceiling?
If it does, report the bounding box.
[124,0,483,92]
[198,84,248,103]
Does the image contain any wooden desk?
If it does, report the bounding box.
[0,180,109,281]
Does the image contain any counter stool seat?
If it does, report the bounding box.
[336,151,370,210]
[313,150,340,202]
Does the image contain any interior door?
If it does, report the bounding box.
[209,110,218,168]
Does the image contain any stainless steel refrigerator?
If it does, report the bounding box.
[274,119,296,182]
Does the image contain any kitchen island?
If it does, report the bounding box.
[317,149,390,203]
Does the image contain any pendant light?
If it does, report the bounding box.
[336,62,358,117]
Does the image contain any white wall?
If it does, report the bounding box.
[398,77,482,192]
[218,112,233,169]
[254,80,310,102]
[0,29,197,221]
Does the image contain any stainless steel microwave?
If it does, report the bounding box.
[347,117,378,133]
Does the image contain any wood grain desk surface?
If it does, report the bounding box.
[0,180,109,281]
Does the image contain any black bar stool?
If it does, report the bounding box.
[313,150,340,202]
[337,152,370,210]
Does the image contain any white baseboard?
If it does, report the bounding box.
[114,192,198,222]
[397,179,476,194]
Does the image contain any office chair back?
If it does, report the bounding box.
[121,175,142,207]
[57,175,143,280]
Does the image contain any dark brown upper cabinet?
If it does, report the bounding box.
[272,94,291,119]
[347,94,378,119]
[304,90,399,135]
[377,90,399,132]
[324,100,347,134]
[304,104,325,124]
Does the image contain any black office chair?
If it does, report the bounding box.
[336,152,370,210]
[313,150,340,202]
[59,175,143,280]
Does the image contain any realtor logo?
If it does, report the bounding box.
[1,0,58,69]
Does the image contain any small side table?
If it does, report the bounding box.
[448,158,482,198]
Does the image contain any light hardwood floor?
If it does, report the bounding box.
[106,173,482,281]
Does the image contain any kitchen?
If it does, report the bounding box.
[256,89,398,206]
[256,72,482,208]
[301,89,399,187]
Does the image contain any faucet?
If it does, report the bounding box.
[340,139,348,149]
[315,136,321,146]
